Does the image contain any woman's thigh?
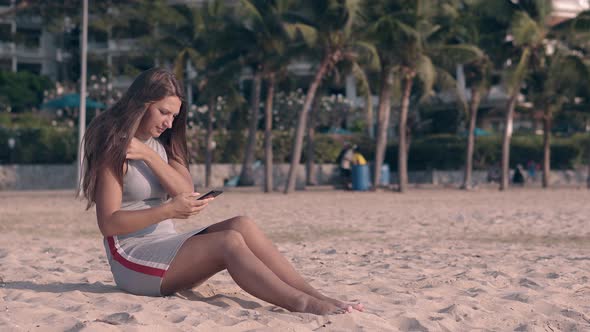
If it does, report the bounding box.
[160,230,241,295]
[205,216,257,234]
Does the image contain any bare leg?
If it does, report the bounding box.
[160,230,347,315]
[206,216,363,311]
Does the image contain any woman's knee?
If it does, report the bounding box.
[227,215,257,231]
[220,229,247,252]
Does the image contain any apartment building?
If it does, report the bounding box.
[0,0,588,132]
[0,0,61,77]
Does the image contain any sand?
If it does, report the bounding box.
[0,188,589,331]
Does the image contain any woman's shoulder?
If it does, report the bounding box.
[152,138,169,161]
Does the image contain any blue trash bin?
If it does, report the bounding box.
[351,164,370,191]
[380,163,390,186]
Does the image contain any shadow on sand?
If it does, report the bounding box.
[175,289,263,310]
[1,281,119,294]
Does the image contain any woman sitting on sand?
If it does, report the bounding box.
[78,68,362,315]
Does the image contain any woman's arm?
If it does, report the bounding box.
[95,165,173,237]
[95,165,209,237]
[144,152,194,197]
[126,138,193,197]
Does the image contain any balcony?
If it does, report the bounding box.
[88,38,138,55]
[14,44,42,58]
[0,41,13,54]
[551,0,590,23]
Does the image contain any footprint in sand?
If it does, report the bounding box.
[398,317,428,332]
[518,278,541,290]
[502,293,529,303]
[95,312,137,325]
[166,313,187,323]
[560,309,590,324]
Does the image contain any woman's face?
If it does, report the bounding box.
[136,96,182,140]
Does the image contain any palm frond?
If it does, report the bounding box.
[236,0,264,24]
[510,11,542,47]
[284,22,318,46]
[431,44,484,71]
[416,54,436,98]
[549,53,590,94]
[506,47,531,94]
[351,60,373,129]
[352,40,380,70]
[533,0,553,23]
[173,50,188,80]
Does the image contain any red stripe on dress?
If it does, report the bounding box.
[107,236,166,277]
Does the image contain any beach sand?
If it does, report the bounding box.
[0,188,589,331]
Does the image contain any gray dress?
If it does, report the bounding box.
[103,136,207,296]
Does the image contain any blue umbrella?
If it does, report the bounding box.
[40,93,106,109]
[460,127,491,137]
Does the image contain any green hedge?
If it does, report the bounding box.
[187,130,344,164]
[0,126,77,164]
[0,71,53,112]
[370,134,588,171]
[2,124,589,170]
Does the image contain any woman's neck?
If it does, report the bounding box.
[134,131,152,143]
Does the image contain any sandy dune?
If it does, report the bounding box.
[1,188,589,331]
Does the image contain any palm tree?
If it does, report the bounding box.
[527,52,585,187]
[530,10,590,188]
[282,0,377,193]
[232,0,297,189]
[362,0,481,192]
[494,0,553,190]
[446,0,499,189]
[165,1,240,187]
[559,10,590,188]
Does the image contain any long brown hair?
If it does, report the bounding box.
[79,68,189,210]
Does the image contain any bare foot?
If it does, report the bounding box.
[324,297,364,312]
[296,296,350,315]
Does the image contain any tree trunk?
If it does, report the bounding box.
[500,94,518,191]
[366,92,374,139]
[542,110,551,188]
[306,93,320,185]
[373,67,394,189]
[284,53,335,193]
[462,88,481,190]
[398,72,414,193]
[239,69,262,186]
[205,98,214,188]
[264,73,275,193]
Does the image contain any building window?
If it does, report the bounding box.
[0,24,12,42]
[17,62,41,74]
[15,27,40,48]
[0,59,12,71]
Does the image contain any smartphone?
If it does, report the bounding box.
[197,190,223,200]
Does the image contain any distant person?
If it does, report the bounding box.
[78,68,361,315]
[513,164,526,185]
[352,147,367,166]
[527,160,537,181]
[336,143,355,188]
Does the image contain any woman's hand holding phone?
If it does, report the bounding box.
[167,192,214,219]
